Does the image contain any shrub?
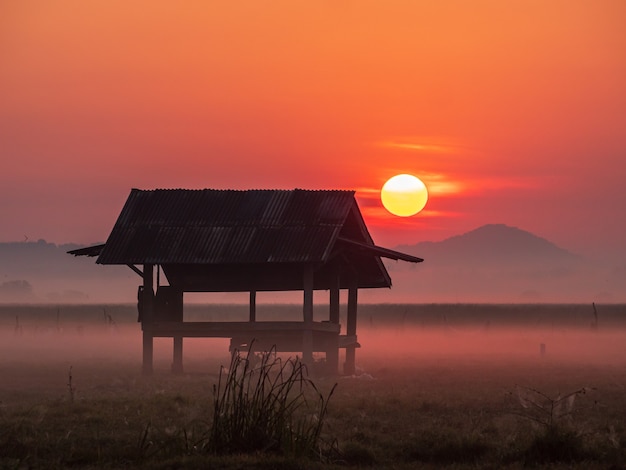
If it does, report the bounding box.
[522,426,590,464]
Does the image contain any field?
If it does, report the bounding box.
[1,303,625,469]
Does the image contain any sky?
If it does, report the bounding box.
[1,1,625,259]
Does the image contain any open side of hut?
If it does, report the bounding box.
[69,188,423,375]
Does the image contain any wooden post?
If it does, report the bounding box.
[329,270,340,324]
[344,279,358,375]
[327,269,340,375]
[249,290,256,322]
[302,267,314,365]
[143,330,153,375]
[172,335,183,374]
[142,264,154,375]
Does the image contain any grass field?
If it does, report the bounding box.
[1,303,625,469]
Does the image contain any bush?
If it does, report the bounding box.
[522,426,590,464]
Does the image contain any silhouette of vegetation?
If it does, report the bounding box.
[512,385,594,429]
[508,385,600,464]
[0,280,33,300]
[522,426,591,464]
[206,346,337,458]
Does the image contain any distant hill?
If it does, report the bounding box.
[0,228,624,303]
[369,224,624,303]
[0,240,135,303]
[0,239,111,279]
[394,224,582,268]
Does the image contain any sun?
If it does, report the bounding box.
[381,174,428,217]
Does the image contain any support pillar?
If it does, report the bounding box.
[249,290,256,322]
[327,269,340,375]
[142,264,154,375]
[329,270,340,324]
[142,330,153,375]
[172,335,183,374]
[302,267,314,365]
[344,279,358,375]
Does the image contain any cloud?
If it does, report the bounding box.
[377,137,468,155]
[380,142,455,153]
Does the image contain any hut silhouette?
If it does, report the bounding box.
[69,188,423,375]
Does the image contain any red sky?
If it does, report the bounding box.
[1,1,625,258]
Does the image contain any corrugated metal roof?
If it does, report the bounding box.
[67,244,105,257]
[97,189,356,265]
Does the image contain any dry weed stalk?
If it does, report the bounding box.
[67,366,76,403]
[512,385,595,429]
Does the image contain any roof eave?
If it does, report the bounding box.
[67,244,106,258]
[336,237,424,263]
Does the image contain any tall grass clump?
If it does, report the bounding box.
[207,346,337,458]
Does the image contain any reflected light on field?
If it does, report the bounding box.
[0,326,233,375]
[354,326,626,369]
[1,324,625,378]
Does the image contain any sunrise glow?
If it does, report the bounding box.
[0,1,624,254]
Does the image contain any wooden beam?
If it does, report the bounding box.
[142,264,154,322]
[325,337,339,375]
[327,267,340,375]
[149,320,341,337]
[337,237,424,263]
[142,264,154,375]
[329,269,340,324]
[339,334,360,348]
[230,331,343,354]
[142,330,153,375]
[303,267,314,323]
[347,282,357,336]
[172,336,183,374]
[302,267,314,364]
[164,261,392,292]
[344,279,358,375]
[127,264,143,277]
[249,290,256,322]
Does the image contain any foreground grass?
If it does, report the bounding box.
[1,354,625,469]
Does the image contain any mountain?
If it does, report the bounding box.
[0,239,119,279]
[0,240,136,303]
[366,224,624,303]
[394,224,581,268]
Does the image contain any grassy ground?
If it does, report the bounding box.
[0,303,625,469]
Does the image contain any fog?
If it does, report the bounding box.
[3,239,626,304]
[2,310,625,381]
[6,268,626,304]
[356,325,626,368]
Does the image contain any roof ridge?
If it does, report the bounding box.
[131,188,356,193]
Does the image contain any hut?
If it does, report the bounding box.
[69,188,423,375]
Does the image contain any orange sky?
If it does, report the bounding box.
[1,1,625,258]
